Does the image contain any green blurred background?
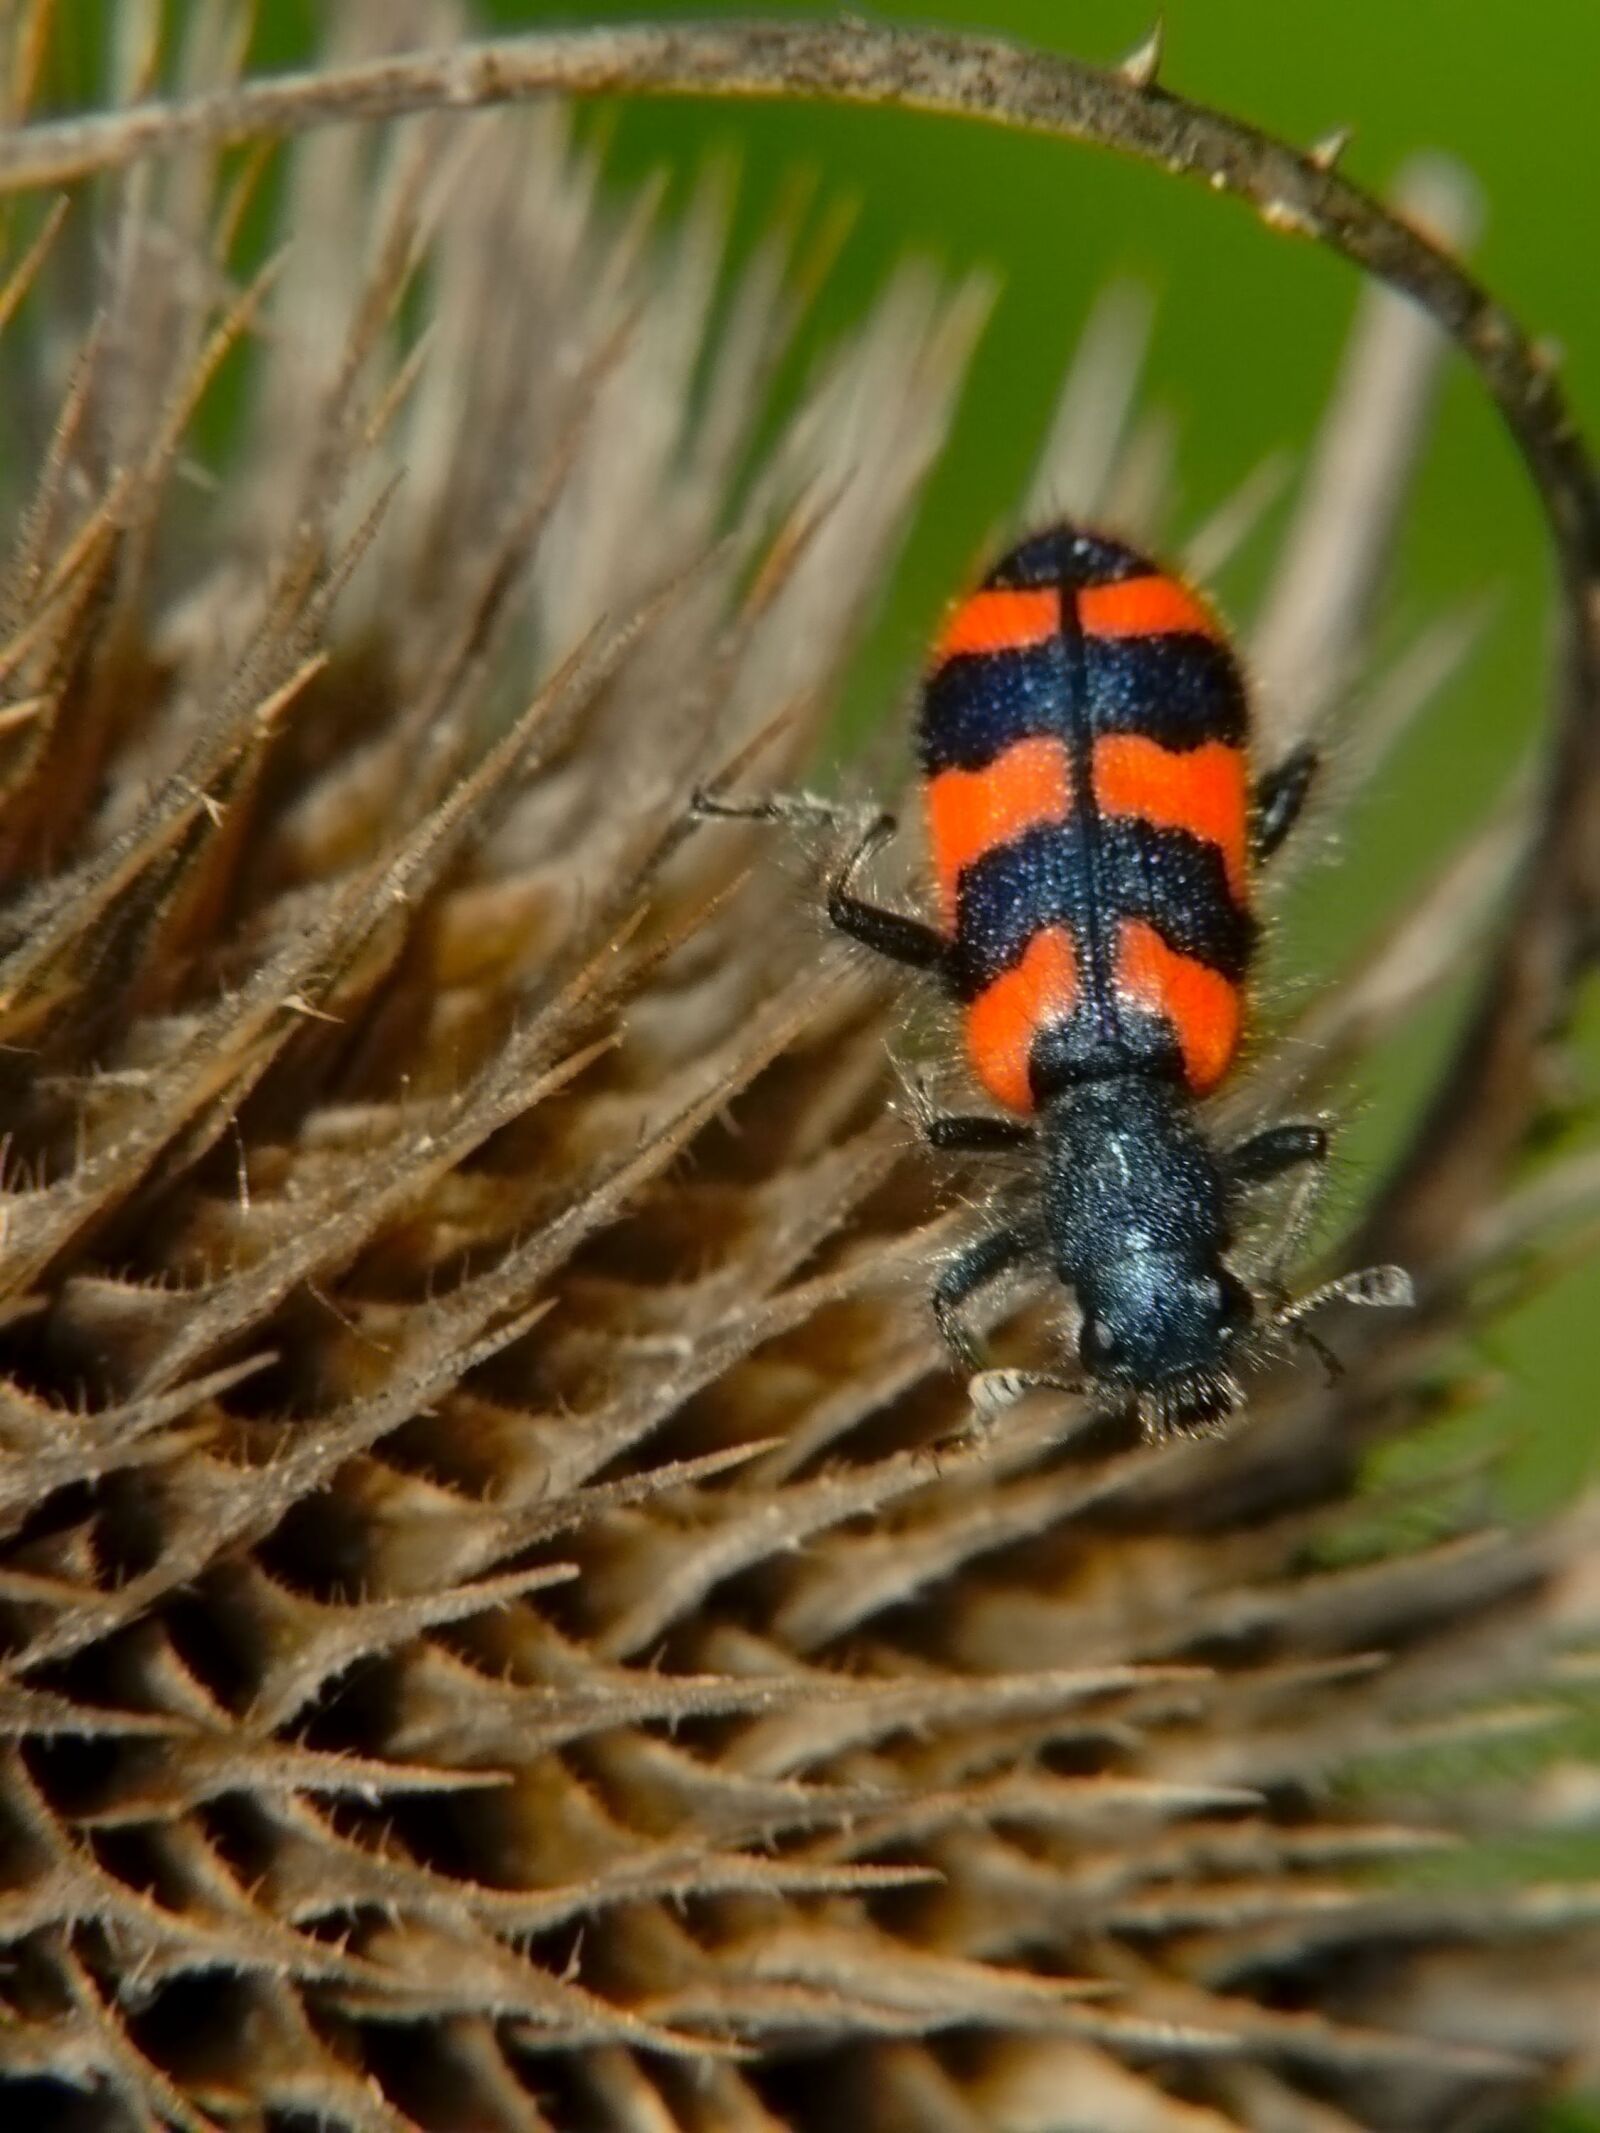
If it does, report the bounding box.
[164,7,1600,1489]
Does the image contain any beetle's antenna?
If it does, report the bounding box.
[967,1367,1084,1425]
[1276,1263,1414,1324]
[1267,1264,1410,1384]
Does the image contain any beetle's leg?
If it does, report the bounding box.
[1226,1121,1329,1190]
[931,1222,1038,1372]
[825,810,947,972]
[692,790,947,974]
[1252,744,1318,864]
[926,1113,1036,1153]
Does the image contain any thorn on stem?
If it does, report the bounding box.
[1117,21,1164,91]
[1308,125,1354,173]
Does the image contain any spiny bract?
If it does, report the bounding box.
[0,10,1596,2133]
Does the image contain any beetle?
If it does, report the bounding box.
[697,521,1409,1432]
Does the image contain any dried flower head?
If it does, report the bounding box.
[0,9,1597,2133]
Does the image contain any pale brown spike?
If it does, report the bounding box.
[5,312,112,616]
[331,1916,742,2059]
[0,1351,271,1531]
[1221,2067,1367,2132]
[132,1029,613,1397]
[1027,280,1155,525]
[76,1739,515,1827]
[803,1772,1264,1861]
[1232,793,1526,1119]
[641,1920,1113,2034]
[30,1932,225,2133]
[1468,1147,1600,1285]
[1062,1992,1536,2082]
[1182,449,1293,582]
[583,1729,897,1843]
[523,1141,927,1498]
[589,1448,950,1661]
[1345,596,1495,773]
[3,0,57,124]
[0,193,66,339]
[1251,156,1482,747]
[237,1557,581,1733]
[972,2041,1254,2133]
[769,1435,1151,1652]
[728,1663,1208,1782]
[0,644,327,1032]
[1103,403,1179,545]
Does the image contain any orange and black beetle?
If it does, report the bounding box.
[699,522,1409,1430]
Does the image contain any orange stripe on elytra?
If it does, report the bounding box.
[1092,734,1250,902]
[965,926,1078,1114]
[926,735,1072,930]
[1115,918,1242,1095]
[1078,574,1222,642]
[933,587,1061,664]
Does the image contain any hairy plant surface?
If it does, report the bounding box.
[0,9,1597,2132]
